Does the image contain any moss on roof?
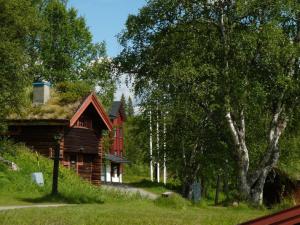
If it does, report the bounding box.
[8,86,89,120]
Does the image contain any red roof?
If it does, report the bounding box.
[70,93,112,131]
[240,205,300,225]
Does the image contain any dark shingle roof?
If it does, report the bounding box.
[109,101,121,119]
[105,153,130,163]
[109,101,126,121]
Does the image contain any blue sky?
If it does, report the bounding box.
[68,0,146,102]
[68,0,146,57]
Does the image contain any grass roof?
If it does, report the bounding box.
[8,82,92,120]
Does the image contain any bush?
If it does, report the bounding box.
[154,193,189,209]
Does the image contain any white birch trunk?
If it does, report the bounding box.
[156,104,160,183]
[226,108,287,205]
[149,110,153,182]
[163,113,167,185]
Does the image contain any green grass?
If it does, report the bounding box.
[0,142,271,224]
[0,200,268,225]
[0,141,140,205]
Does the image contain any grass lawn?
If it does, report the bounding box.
[0,143,272,225]
[0,199,268,225]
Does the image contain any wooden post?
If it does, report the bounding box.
[52,133,62,195]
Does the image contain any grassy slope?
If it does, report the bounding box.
[0,143,270,225]
[0,142,137,205]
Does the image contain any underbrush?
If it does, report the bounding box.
[0,141,140,204]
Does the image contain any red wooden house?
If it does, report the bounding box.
[101,101,129,183]
[7,82,112,185]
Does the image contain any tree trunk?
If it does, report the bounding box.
[149,110,154,182]
[226,108,286,205]
[215,174,221,205]
[223,174,229,200]
[250,169,269,205]
[182,178,193,199]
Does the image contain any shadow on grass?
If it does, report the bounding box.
[19,193,104,204]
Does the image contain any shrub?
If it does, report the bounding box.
[154,193,189,209]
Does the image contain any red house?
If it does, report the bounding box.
[7,82,112,185]
[101,101,129,183]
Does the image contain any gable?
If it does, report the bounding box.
[70,93,112,131]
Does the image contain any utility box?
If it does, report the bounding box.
[31,172,44,186]
[192,181,201,203]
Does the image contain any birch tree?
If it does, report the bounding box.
[117,0,300,204]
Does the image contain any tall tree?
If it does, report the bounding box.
[37,0,94,82]
[30,0,116,106]
[127,96,134,117]
[117,0,300,204]
[0,0,38,130]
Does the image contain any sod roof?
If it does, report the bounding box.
[8,90,87,121]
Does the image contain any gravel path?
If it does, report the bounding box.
[0,204,70,211]
[102,184,159,200]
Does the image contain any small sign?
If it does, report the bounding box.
[31,172,44,186]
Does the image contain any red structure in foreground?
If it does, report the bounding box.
[240,205,300,225]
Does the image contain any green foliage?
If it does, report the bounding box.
[1,0,115,127]
[35,1,93,83]
[0,0,39,130]
[123,116,148,164]
[126,96,134,117]
[117,0,300,203]
[55,81,92,104]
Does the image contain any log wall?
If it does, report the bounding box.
[11,126,63,157]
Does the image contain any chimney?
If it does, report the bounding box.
[33,81,51,104]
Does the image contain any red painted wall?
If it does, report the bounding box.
[110,112,124,157]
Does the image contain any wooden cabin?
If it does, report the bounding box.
[7,82,112,185]
[101,101,129,183]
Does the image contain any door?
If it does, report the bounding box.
[70,153,77,173]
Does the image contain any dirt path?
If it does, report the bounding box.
[102,184,159,200]
[0,204,70,211]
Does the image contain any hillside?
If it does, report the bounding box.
[0,141,135,205]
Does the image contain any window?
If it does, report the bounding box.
[113,128,117,138]
[76,116,92,129]
[119,128,122,138]
[49,148,63,159]
[111,164,119,177]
